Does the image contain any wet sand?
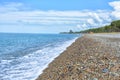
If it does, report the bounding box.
[36,34,120,80]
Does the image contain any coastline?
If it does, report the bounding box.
[36,33,120,80]
[35,36,79,76]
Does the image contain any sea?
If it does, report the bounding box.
[0,33,79,80]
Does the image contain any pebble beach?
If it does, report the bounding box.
[36,33,120,80]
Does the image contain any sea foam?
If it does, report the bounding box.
[0,35,78,80]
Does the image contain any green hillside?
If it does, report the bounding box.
[79,20,120,33]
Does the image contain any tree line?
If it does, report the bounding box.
[79,20,120,33]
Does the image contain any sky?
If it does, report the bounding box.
[0,0,120,33]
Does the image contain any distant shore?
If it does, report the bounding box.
[36,33,120,80]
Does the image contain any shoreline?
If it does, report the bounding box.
[36,34,120,80]
[36,36,79,76]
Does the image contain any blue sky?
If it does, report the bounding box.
[0,0,120,33]
[0,0,114,10]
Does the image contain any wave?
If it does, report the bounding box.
[0,37,78,80]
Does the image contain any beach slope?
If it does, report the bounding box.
[36,33,120,80]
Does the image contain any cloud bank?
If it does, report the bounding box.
[0,1,120,33]
[109,1,120,19]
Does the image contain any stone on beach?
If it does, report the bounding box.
[36,34,120,80]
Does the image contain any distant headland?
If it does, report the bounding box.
[60,20,120,34]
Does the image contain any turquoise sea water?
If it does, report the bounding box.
[0,33,79,80]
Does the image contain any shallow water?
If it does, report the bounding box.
[0,33,79,80]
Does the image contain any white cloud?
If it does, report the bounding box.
[0,10,112,26]
[0,2,25,12]
[109,1,120,19]
[109,1,120,11]
[87,18,95,25]
[0,1,120,32]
